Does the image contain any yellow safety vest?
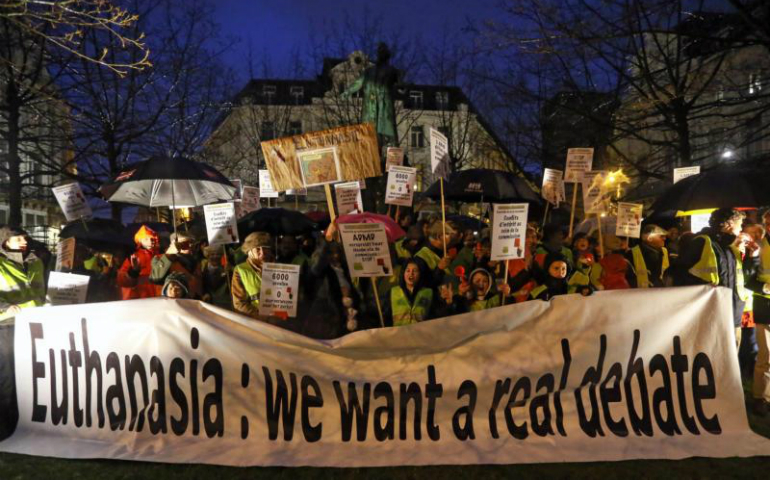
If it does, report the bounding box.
[729,245,751,312]
[530,284,548,300]
[416,247,441,271]
[631,245,669,288]
[469,294,501,311]
[390,286,433,326]
[0,256,46,313]
[394,239,412,260]
[568,269,591,294]
[688,235,720,285]
[234,261,262,309]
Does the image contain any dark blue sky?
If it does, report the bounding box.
[211,0,500,80]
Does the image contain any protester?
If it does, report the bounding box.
[231,232,273,319]
[626,224,670,288]
[151,232,203,299]
[201,245,231,310]
[535,224,574,270]
[277,234,309,267]
[745,210,770,416]
[461,268,508,311]
[450,228,476,274]
[0,226,46,320]
[383,258,439,326]
[162,271,190,299]
[415,221,455,285]
[394,225,423,260]
[116,225,162,300]
[531,254,570,301]
[508,225,539,303]
[591,235,631,290]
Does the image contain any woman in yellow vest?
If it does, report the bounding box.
[383,258,456,326]
[231,232,274,319]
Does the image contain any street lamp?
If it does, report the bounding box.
[721,149,734,160]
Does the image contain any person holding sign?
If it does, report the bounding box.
[0,226,46,320]
[625,225,670,288]
[116,225,161,300]
[231,232,274,319]
[415,221,456,287]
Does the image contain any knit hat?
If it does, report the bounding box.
[162,271,189,297]
[428,221,456,239]
[241,232,272,253]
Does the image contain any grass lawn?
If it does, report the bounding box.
[1,384,769,479]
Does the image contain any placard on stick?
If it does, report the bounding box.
[259,263,301,318]
[616,202,644,238]
[582,171,609,214]
[385,147,404,171]
[491,204,529,261]
[52,183,92,221]
[673,166,700,184]
[338,223,393,278]
[429,128,450,179]
[259,170,279,198]
[46,272,89,305]
[385,166,417,207]
[542,168,565,206]
[204,202,239,246]
[334,181,363,215]
[239,186,260,218]
[55,237,76,272]
[564,148,594,183]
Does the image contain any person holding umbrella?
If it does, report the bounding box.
[0,226,45,320]
[231,232,274,319]
[116,225,162,300]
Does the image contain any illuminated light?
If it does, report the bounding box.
[722,149,734,159]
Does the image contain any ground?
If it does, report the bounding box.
[0,383,768,479]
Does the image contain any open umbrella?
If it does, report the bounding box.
[337,212,406,242]
[59,218,133,252]
[423,169,541,203]
[305,211,331,230]
[446,214,486,232]
[650,166,770,214]
[237,208,318,238]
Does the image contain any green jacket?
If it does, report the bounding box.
[0,251,46,318]
[390,286,433,326]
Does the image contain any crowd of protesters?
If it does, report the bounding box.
[1,206,770,415]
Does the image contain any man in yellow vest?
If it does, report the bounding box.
[0,226,46,320]
[415,221,455,286]
[231,232,274,319]
[746,210,770,416]
[626,224,670,288]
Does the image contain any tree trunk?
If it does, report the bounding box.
[5,82,23,227]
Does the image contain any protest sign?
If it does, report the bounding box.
[334,181,364,215]
[258,263,301,318]
[231,179,242,201]
[542,168,565,206]
[385,166,417,207]
[203,202,239,246]
[691,213,710,234]
[674,166,701,184]
[430,128,450,180]
[338,223,392,278]
[4,287,770,467]
[582,170,609,214]
[55,237,76,272]
[52,183,92,221]
[260,123,380,191]
[259,170,279,198]
[297,147,342,188]
[45,271,89,305]
[564,148,594,183]
[616,202,644,238]
[385,147,404,171]
[239,186,260,218]
[491,203,529,261]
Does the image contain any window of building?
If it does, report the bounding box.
[410,126,425,148]
[749,74,762,95]
[436,91,449,109]
[290,86,304,104]
[260,121,275,140]
[409,90,424,109]
[288,121,302,136]
[262,85,277,103]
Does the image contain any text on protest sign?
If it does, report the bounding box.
[385,166,417,207]
[297,147,342,188]
[616,202,644,238]
[46,271,89,305]
[564,148,594,183]
[491,203,529,261]
[258,170,279,198]
[204,202,239,246]
[582,170,609,214]
[259,263,301,318]
[385,147,404,171]
[55,237,76,272]
[239,186,260,218]
[52,183,92,222]
[5,287,770,467]
[673,166,701,184]
[334,181,363,215]
[339,223,393,278]
[429,128,450,180]
[542,168,566,206]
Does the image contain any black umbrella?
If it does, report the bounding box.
[422,169,541,203]
[59,218,133,252]
[446,214,486,231]
[237,208,318,238]
[650,166,770,214]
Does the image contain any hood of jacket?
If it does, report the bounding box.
[0,225,38,265]
[469,267,493,298]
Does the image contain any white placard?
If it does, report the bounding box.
[542,168,565,206]
[55,237,76,272]
[565,148,594,183]
[616,202,644,238]
[239,186,260,218]
[385,147,404,171]
[204,202,239,246]
[52,183,92,222]
[582,170,609,214]
[231,179,243,201]
[491,203,529,261]
[258,263,301,318]
[674,166,701,184]
[691,212,710,234]
[334,181,364,216]
[358,179,367,190]
[259,170,279,198]
[429,128,450,180]
[338,223,393,278]
[46,271,89,305]
[385,166,417,207]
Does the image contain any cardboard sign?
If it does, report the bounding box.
[46,271,89,305]
[491,203,529,261]
[674,166,701,184]
[582,170,609,214]
[55,237,77,272]
[231,179,243,201]
[260,123,381,191]
[429,128,450,180]
[564,148,594,183]
[616,202,644,238]
[334,181,363,215]
[385,166,417,207]
[385,147,404,171]
[259,263,301,318]
[338,223,393,278]
[259,170,279,198]
[240,186,260,217]
[542,168,565,206]
[204,202,239,246]
[52,183,92,221]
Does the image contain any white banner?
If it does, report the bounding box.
[52,183,92,222]
[259,170,279,198]
[338,223,392,277]
[385,166,417,207]
[491,203,528,261]
[45,272,89,305]
[334,181,363,216]
[542,168,565,206]
[259,263,300,318]
[204,202,239,246]
[616,202,644,238]
[2,287,770,467]
[430,128,450,180]
[565,148,594,183]
[674,166,700,184]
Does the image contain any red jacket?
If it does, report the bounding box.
[117,248,161,299]
[599,253,630,290]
